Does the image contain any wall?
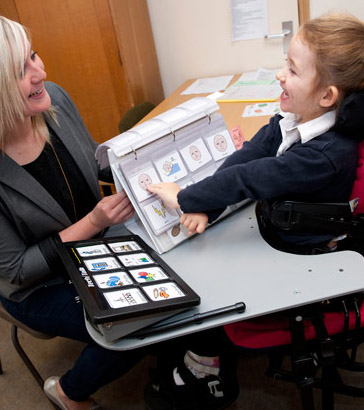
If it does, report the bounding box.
[147,0,298,96]
[310,0,364,19]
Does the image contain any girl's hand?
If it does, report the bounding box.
[88,191,134,230]
[180,212,208,235]
[147,182,181,209]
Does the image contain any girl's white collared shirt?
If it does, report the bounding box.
[276,110,336,156]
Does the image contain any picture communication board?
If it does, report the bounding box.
[58,235,200,341]
[95,97,246,254]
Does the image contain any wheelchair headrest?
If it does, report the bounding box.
[335,90,364,142]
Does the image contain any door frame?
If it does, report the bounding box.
[298,0,310,24]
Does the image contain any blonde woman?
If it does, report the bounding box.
[0,16,141,410]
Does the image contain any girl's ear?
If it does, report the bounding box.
[320,86,339,108]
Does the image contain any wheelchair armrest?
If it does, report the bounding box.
[267,200,363,235]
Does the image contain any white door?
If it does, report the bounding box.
[147,0,301,95]
[310,0,364,20]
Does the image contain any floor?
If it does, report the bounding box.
[1,319,364,409]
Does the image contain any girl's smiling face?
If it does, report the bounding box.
[18,42,51,117]
[276,35,329,124]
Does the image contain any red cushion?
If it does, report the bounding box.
[224,304,364,349]
[350,141,364,215]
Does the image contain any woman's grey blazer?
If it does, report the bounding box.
[0,82,101,302]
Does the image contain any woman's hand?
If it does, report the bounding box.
[147,182,181,209]
[88,190,134,230]
[180,212,208,235]
[60,191,134,243]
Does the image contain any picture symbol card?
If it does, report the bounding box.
[180,138,212,172]
[128,165,161,202]
[108,241,142,253]
[206,130,236,161]
[143,198,180,235]
[128,266,169,283]
[154,151,188,182]
[104,288,148,309]
[76,244,111,257]
[84,257,121,272]
[93,271,134,289]
[143,282,185,301]
[118,252,154,267]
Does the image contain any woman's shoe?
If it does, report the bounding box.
[44,376,102,410]
[44,376,67,410]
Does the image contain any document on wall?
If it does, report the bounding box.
[181,75,234,95]
[231,0,268,41]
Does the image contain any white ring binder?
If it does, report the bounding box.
[96,97,248,254]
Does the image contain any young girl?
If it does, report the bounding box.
[145,13,364,410]
[148,13,364,255]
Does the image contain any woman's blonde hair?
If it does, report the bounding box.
[0,16,55,151]
[298,13,364,104]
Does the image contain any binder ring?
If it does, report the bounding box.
[132,148,138,160]
[206,112,211,124]
[170,129,176,141]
